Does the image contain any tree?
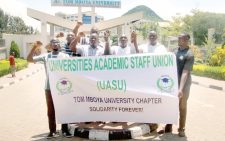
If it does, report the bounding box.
[163,10,225,46]
[223,28,225,46]
[0,8,9,37]
[6,16,30,34]
[0,8,35,36]
[10,41,20,58]
[134,21,159,40]
[161,14,191,38]
[191,10,225,45]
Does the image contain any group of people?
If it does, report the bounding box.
[34,21,194,139]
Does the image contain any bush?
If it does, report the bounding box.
[193,65,225,80]
[0,58,28,77]
[190,45,204,64]
[209,46,225,66]
[9,41,20,58]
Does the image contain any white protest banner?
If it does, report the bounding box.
[47,53,179,124]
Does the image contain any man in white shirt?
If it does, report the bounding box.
[103,31,138,124]
[139,31,167,133]
[33,38,72,138]
[139,31,167,53]
[70,33,104,56]
[69,32,104,124]
[104,30,138,55]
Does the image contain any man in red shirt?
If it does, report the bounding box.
[9,52,16,77]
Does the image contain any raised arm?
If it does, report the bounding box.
[72,21,82,36]
[131,31,139,53]
[27,41,43,62]
[103,30,111,55]
[69,21,83,53]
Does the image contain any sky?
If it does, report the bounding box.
[0,0,225,30]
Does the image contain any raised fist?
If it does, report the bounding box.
[131,31,137,43]
[104,30,110,42]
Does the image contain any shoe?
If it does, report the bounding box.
[46,133,53,139]
[165,124,172,133]
[62,131,72,138]
[96,121,106,124]
[112,122,118,124]
[178,129,185,137]
[149,123,158,133]
[157,129,165,134]
[85,122,92,124]
[46,132,59,139]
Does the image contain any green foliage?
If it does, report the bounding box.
[0,58,28,77]
[163,10,225,46]
[134,22,159,40]
[204,36,216,63]
[161,14,193,38]
[190,45,204,64]
[111,35,118,46]
[10,41,20,58]
[0,8,34,35]
[193,65,225,80]
[209,46,225,66]
[123,5,163,21]
[223,28,225,46]
[191,10,225,45]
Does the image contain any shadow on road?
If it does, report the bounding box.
[31,132,86,141]
[158,133,187,141]
[139,132,188,141]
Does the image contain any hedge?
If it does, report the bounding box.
[0,59,28,77]
[10,41,20,58]
[192,65,225,80]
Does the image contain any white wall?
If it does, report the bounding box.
[3,34,50,59]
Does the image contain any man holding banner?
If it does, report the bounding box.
[162,33,194,137]
[33,38,72,138]
[138,30,168,133]
[103,30,138,124]
[69,30,104,124]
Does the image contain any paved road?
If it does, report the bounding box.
[0,68,225,141]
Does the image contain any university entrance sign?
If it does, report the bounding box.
[51,0,121,8]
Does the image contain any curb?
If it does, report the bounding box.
[0,67,44,90]
[192,81,225,92]
[70,124,150,140]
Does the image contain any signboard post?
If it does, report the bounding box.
[51,0,121,8]
[51,0,121,25]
